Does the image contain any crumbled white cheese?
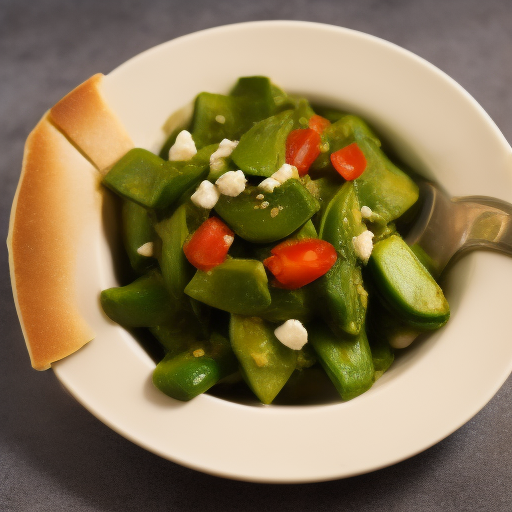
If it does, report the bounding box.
[257,164,298,194]
[190,180,220,209]
[352,230,374,263]
[258,177,281,193]
[215,115,226,124]
[215,170,247,197]
[136,242,154,257]
[168,130,197,161]
[361,206,373,220]
[256,194,264,200]
[260,201,269,209]
[271,163,298,184]
[274,320,308,351]
[210,139,238,172]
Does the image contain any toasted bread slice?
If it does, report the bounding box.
[8,115,102,370]
[50,73,134,172]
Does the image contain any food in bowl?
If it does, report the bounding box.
[98,75,450,404]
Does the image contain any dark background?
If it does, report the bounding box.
[2,1,512,510]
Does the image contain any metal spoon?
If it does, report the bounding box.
[389,181,512,348]
[405,181,512,277]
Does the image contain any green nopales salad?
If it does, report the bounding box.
[100,76,449,405]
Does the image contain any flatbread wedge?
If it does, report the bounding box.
[8,115,103,370]
[50,73,134,173]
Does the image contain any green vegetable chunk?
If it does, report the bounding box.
[229,76,276,120]
[231,110,295,177]
[368,234,450,329]
[214,180,320,243]
[184,259,272,315]
[229,315,297,404]
[191,93,248,148]
[317,182,368,336]
[100,269,173,328]
[153,332,237,401]
[155,203,207,307]
[354,138,419,224]
[191,77,283,149]
[258,287,313,324]
[309,322,374,401]
[121,199,155,274]
[103,147,212,209]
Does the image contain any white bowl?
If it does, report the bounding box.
[52,21,512,483]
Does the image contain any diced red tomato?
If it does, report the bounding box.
[330,142,367,180]
[285,128,321,176]
[308,115,331,135]
[183,217,234,271]
[263,238,337,289]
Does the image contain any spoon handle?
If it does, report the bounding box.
[454,195,512,257]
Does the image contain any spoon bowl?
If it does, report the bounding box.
[405,181,512,277]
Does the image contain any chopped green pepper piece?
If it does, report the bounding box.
[191,93,248,148]
[316,182,368,336]
[229,315,297,404]
[184,259,272,315]
[309,322,374,401]
[214,180,320,243]
[229,76,275,119]
[153,332,237,401]
[100,269,173,328]
[354,138,419,224]
[155,203,207,308]
[368,234,450,329]
[103,147,213,210]
[231,110,294,177]
[191,77,281,149]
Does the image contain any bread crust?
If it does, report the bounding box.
[50,74,134,172]
[8,115,101,370]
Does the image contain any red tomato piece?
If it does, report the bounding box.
[308,115,331,135]
[330,142,367,180]
[183,217,234,271]
[285,128,321,176]
[263,238,337,289]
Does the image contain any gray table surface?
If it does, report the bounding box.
[2,1,512,510]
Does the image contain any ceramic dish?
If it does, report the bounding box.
[47,21,512,483]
